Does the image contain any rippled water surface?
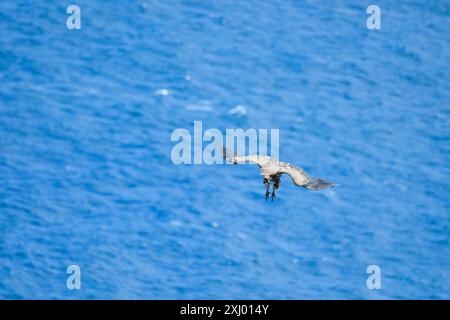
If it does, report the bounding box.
[0,0,449,299]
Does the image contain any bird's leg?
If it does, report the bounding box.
[263,178,270,202]
[271,178,280,201]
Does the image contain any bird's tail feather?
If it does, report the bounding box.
[303,178,337,190]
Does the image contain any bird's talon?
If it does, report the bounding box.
[265,191,270,202]
[271,192,276,201]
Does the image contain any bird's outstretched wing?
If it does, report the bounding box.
[279,162,336,189]
[222,148,264,167]
[278,162,311,186]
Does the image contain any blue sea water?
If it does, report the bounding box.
[0,0,449,299]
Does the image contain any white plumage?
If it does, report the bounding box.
[223,148,336,201]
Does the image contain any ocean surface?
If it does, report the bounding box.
[0,0,449,299]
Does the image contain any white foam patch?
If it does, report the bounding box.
[228,104,248,117]
[155,88,170,96]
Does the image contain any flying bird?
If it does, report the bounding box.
[223,148,336,201]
